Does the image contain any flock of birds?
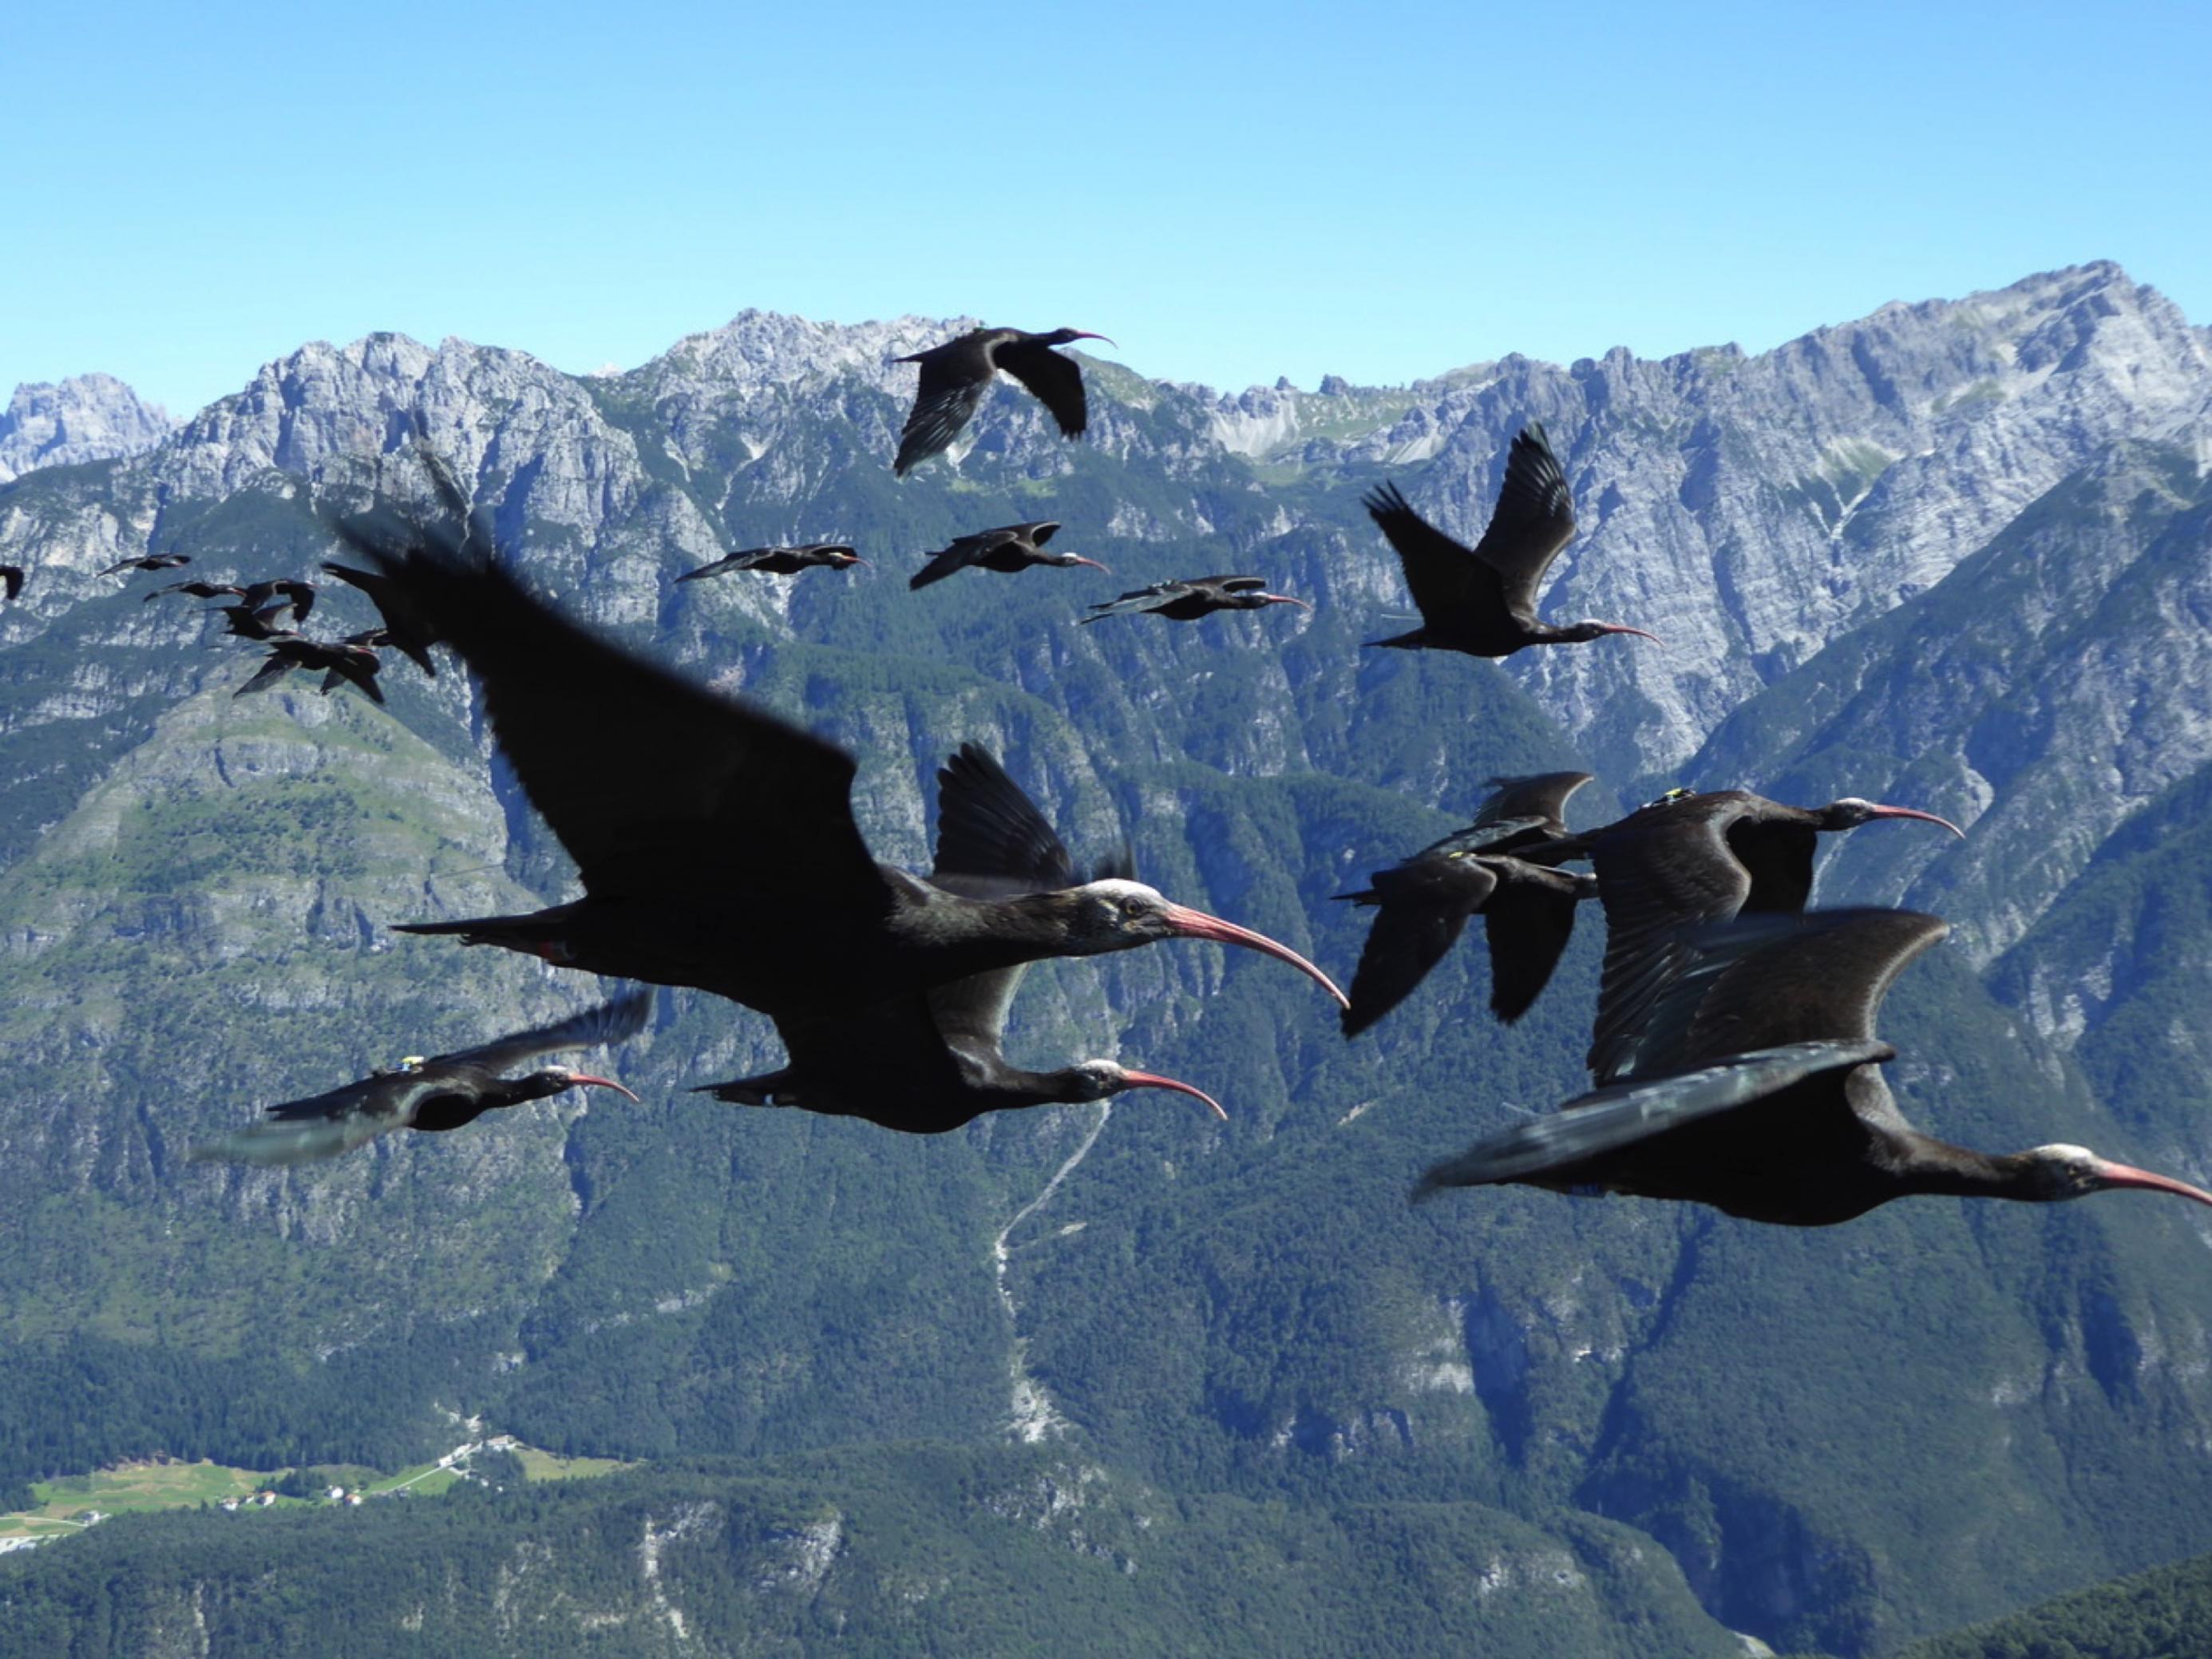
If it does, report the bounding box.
[14,323,2206,1230]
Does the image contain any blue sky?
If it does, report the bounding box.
[10,1,2207,417]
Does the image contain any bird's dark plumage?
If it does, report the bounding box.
[0,566,22,603]
[675,544,865,582]
[101,554,191,576]
[1079,574,1309,624]
[908,522,1107,590]
[1363,424,1657,657]
[189,991,650,1166]
[892,327,1110,477]
[234,639,385,704]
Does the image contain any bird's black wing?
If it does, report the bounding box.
[696,996,969,1122]
[675,549,774,582]
[1,566,22,601]
[188,1073,433,1166]
[437,988,654,1075]
[894,352,991,476]
[992,340,1090,438]
[276,581,316,626]
[1341,857,1498,1038]
[1081,580,1190,622]
[1414,1040,1894,1197]
[909,527,1024,591]
[1474,771,1595,832]
[1585,800,1757,1083]
[351,497,892,920]
[1413,815,1554,861]
[324,654,385,706]
[1363,481,1508,630]
[930,742,1076,895]
[233,655,297,699]
[1468,423,1577,620]
[1482,860,1590,1023]
[321,558,441,678]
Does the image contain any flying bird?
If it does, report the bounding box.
[144,580,250,604]
[1336,772,1602,1035]
[1080,575,1310,625]
[675,544,865,582]
[234,639,386,705]
[1571,788,1963,1084]
[341,485,1343,1025]
[0,566,22,603]
[908,521,1108,591]
[892,326,1114,476]
[319,562,440,676]
[698,744,1229,1132]
[1416,909,2212,1226]
[189,992,649,1166]
[1363,423,1660,657]
[101,553,192,576]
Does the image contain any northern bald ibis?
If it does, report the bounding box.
[1363,424,1660,658]
[234,638,386,705]
[320,562,440,676]
[339,489,1343,1023]
[1336,771,1603,1034]
[675,544,865,582]
[892,327,1114,477]
[0,566,22,602]
[1418,909,2212,1226]
[144,580,249,604]
[189,992,649,1166]
[209,601,298,642]
[1080,575,1310,625]
[1569,788,1963,1083]
[101,553,191,576]
[698,744,1227,1132]
[908,521,1107,590]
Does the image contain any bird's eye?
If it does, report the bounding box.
[1119,898,1147,918]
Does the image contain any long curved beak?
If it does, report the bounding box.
[1870,803,1965,838]
[1598,624,1664,644]
[2094,1159,2212,1207]
[839,555,870,568]
[1070,556,1113,574]
[568,1072,642,1103]
[1161,905,1351,1009]
[1119,1069,1228,1122]
[1261,594,1312,609]
[1072,333,1118,346]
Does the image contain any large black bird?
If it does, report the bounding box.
[189,991,648,1166]
[339,489,1344,1023]
[698,744,1228,1132]
[908,521,1108,591]
[675,544,865,582]
[235,639,386,704]
[892,327,1113,477]
[1336,772,1601,1036]
[1080,575,1309,625]
[101,553,191,576]
[1569,788,1963,1083]
[1363,424,1660,657]
[1417,909,2212,1226]
[319,562,440,676]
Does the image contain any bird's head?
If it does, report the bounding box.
[1819,798,1965,837]
[825,548,868,568]
[1245,591,1311,610]
[1043,330,1116,349]
[2016,1143,2212,1208]
[524,1067,642,1104]
[1054,878,1348,1008]
[1562,620,1664,646]
[1057,1059,1228,1120]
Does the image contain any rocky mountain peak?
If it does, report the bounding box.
[0,374,173,485]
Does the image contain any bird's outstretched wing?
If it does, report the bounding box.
[1081,580,1192,622]
[348,485,892,922]
[1340,857,1498,1038]
[1481,861,1590,1023]
[319,562,439,675]
[1,566,24,602]
[993,340,1089,438]
[1467,423,1577,620]
[930,743,1077,897]
[1474,771,1594,832]
[1414,1039,1893,1198]
[694,995,970,1124]
[1363,482,1508,630]
[439,989,654,1075]
[894,354,991,476]
[188,1075,429,1166]
[908,541,981,590]
[233,655,297,699]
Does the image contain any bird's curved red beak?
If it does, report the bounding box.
[1261,594,1312,609]
[1119,1069,1228,1121]
[567,1072,641,1103]
[1870,804,1966,838]
[1597,624,1664,644]
[1070,556,1113,574]
[1161,905,1350,1008]
[1070,333,1118,346]
[838,555,869,568]
[2094,1159,2212,1207]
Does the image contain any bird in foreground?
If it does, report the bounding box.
[338,481,1345,1024]
[1336,772,1601,1036]
[319,562,440,676]
[0,566,22,603]
[101,553,192,576]
[1363,423,1660,657]
[675,544,865,582]
[1417,909,2212,1226]
[908,521,1108,591]
[234,639,386,705]
[1562,787,1964,1084]
[190,992,649,1166]
[892,326,1113,477]
[1080,575,1310,625]
[698,743,1229,1132]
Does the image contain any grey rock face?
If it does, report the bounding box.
[0,374,173,484]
